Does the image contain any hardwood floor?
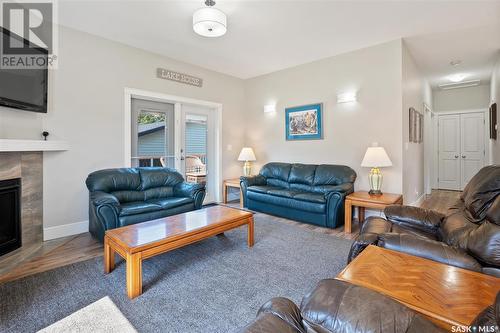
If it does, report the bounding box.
[0,190,459,284]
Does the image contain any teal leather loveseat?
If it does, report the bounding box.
[241,163,356,228]
[86,167,205,241]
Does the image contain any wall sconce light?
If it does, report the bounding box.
[264,104,276,113]
[337,92,357,104]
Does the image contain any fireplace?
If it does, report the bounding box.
[0,178,21,256]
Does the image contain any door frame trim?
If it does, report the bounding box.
[432,108,489,190]
[124,87,223,203]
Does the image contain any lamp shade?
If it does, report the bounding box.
[238,147,256,161]
[361,147,392,167]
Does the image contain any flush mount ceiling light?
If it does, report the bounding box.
[448,73,468,83]
[193,0,227,38]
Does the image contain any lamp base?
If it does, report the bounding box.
[368,190,383,196]
[243,161,252,176]
[368,167,383,195]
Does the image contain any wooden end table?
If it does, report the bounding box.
[336,245,500,330]
[104,206,254,299]
[344,191,402,233]
[222,178,243,207]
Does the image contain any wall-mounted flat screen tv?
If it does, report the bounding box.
[0,27,48,113]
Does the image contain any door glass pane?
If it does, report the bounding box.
[136,111,169,167]
[184,114,207,185]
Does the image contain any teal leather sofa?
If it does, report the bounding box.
[241,163,356,228]
[86,167,205,241]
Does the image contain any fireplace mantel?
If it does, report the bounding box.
[0,139,69,152]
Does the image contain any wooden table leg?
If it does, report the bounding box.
[239,188,243,208]
[126,252,142,299]
[358,206,365,224]
[222,183,228,204]
[104,236,115,274]
[247,216,254,247]
[345,199,352,234]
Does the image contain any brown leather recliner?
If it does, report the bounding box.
[241,279,500,333]
[348,165,500,277]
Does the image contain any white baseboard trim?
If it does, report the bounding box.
[408,194,426,207]
[43,220,89,241]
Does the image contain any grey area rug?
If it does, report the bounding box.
[0,213,353,333]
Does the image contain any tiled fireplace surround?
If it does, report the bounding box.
[0,152,43,264]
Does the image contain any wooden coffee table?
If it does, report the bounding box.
[336,245,500,330]
[104,206,254,299]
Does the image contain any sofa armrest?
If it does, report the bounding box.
[90,191,120,208]
[173,182,206,209]
[378,233,483,272]
[384,205,445,235]
[240,175,266,188]
[347,217,392,263]
[89,191,121,239]
[241,297,305,333]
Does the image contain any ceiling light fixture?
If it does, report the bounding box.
[450,60,462,66]
[438,80,481,90]
[193,0,227,38]
[448,73,468,83]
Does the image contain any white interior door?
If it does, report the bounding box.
[178,104,216,204]
[460,113,485,187]
[438,115,461,190]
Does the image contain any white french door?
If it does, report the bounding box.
[438,112,485,190]
[131,98,217,204]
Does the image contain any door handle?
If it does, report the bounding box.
[454,155,459,158]
[462,155,466,159]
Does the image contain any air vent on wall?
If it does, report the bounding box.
[438,80,481,90]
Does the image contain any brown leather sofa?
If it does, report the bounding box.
[241,278,500,333]
[348,165,500,277]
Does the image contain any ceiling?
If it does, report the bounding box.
[58,1,500,81]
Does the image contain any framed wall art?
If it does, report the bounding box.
[285,103,323,140]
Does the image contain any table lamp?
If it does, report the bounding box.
[238,147,256,176]
[361,144,392,195]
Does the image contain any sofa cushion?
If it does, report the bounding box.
[289,164,316,185]
[461,165,500,220]
[147,197,194,209]
[267,189,303,199]
[120,201,162,216]
[439,210,477,248]
[111,190,145,203]
[391,224,438,241]
[247,191,325,213]
[267,178,290,189]
[143,186,174,200]
[86,168,141,192]
[467,221,500,267]
[293,193,325,204]
[313,165,356,185]
[486,195,500,226]
[248,185,284,194]
[260,162,292,182]
[139,167,184,190]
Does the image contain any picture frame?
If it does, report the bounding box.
[285,103,323,140]
[490,103,497,140]
[409,107,423,143]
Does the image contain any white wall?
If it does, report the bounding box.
[402,42,432,204]
[1,26,246,233]
[490,54,500,164]
[433,85,490,112]
[244,40,404,196]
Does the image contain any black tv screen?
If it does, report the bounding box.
[0,28,48,113]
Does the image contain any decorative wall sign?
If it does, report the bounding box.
[409,107,423,143]
[285,103,323,140]
[156,68,203,87]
